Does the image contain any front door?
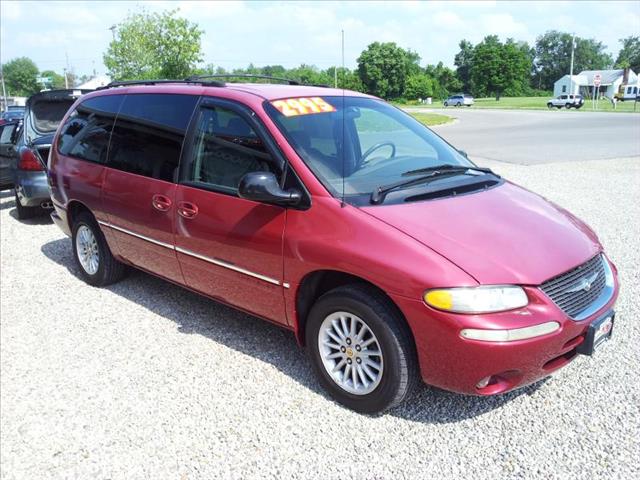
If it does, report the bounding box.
[174,100,288,323]
[101,93,198,283]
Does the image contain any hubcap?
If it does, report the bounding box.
[318,312,384,395]
[75,225,99,275]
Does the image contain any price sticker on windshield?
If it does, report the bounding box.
[270,97,336,117]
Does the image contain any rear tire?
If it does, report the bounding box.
[72,211,126,287]
[565,103,571,109]
[306,284,418,414]
[14,192,41,220]
[547,103,553,109]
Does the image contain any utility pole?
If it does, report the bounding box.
[109,25,116,41]
[63,68,68,89]
[569,33,576,95]
[0,63,8,112]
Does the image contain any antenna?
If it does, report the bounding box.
[341,29,346,207]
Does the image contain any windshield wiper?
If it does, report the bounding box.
[370,165,498,205]
[401,164,494,176]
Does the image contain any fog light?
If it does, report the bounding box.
[476,376,492,389]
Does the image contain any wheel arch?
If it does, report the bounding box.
[294,269,414,348]
[66,200,95,231]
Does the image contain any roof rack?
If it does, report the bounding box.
[185,74,301,85]
[96,79,225,90]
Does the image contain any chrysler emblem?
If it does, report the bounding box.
[564,272,599,293]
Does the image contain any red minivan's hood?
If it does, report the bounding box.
[361,182,601,285]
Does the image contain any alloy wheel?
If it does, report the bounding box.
[76,225,99,275]
[317,311,384,395]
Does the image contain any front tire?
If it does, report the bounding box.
[14,192,41,220]
[72,211,126,287]
[443,102,448,107]
[306,284,417,414]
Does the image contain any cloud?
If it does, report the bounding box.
[480,13,529,39]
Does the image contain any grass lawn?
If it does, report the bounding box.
[357,110,453,131]
[399,97,640,113]
[408,112,454,126]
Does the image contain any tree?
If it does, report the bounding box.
[454,40,474,92]
[2,57,39,96]
[103,9,203,80]
[425,62,463,99]
[534,31,613,90]
[325,67,365,91]
[404,74,434,100]
[357,42,421,99]
[287,64,332,85]
[40,70,66,89]
[470,36,532,99]
[615,36,640,72]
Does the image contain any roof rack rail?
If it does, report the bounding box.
[96,79,225,90]
[185,74,301,85]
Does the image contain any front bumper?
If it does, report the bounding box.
[14,170,51,207]
[392,265,620,395]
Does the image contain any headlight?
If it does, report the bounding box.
[424,286,528,313]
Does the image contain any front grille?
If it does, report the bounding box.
[540,255,606,318]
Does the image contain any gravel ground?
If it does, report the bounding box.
[1,157,639,479]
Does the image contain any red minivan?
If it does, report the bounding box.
[48,78,619,413]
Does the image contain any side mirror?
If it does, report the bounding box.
[238,172,302,207]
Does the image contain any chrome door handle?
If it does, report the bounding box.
[152,194,172,212]
[177,201,198,219]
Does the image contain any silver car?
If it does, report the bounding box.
[444,94,474,107]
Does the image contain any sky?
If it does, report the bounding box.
[1,0,639,77]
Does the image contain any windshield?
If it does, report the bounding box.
[266,96,471,201]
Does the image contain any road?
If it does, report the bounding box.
[408,107,640,165]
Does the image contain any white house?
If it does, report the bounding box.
[553,74,587,96]
[553,69,638,99]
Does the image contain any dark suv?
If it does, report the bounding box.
[9,90,89,218]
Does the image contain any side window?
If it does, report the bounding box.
[187,106,278,192]
[562,85,566,93]
[633,87,638,94]
[0,124,16,143]
[57,95,123,164]
[107,94,198,182]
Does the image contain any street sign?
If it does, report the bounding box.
[36,76,51,84]
[593,73,602,87]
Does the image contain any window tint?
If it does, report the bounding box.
[0,124,16,143]
[188,106,277,192]
[107,94,197,182]
[58,95,124,164]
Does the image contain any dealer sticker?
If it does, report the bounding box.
[270,97,336,117]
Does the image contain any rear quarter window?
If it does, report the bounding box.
[58,95,124,164]
[106,94,198,182]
